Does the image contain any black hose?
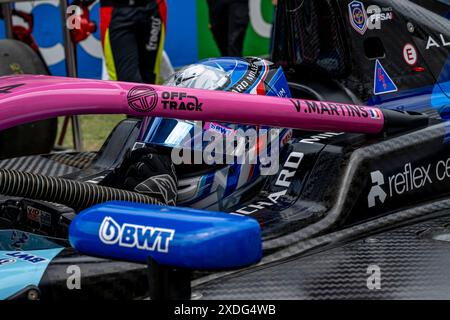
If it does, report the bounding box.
[0,169,163,211]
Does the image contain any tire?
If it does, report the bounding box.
[0,39,57,159]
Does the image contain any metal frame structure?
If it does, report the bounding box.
[0,0,83,151]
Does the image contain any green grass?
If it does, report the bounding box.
[57,115,126,151]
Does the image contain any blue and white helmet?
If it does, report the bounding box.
[137,57,293,210]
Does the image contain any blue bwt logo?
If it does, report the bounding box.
[5,252,48,264]
[99,216,175,253]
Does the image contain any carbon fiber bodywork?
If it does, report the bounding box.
[273,0,450,108]
[195,205,450,300]
[0,152,96,177]
[38,248,149,300]
[189,123,450,300]
[1,0,449,300]
[231,121,450,250]
[3,121,450,299]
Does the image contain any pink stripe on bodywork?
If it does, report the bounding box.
[0,75,384,134]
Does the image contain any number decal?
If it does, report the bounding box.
[0,83,25,94]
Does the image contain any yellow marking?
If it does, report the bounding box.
[104,28,117,81]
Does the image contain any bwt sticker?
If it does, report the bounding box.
[206,122,234,136]
[5,252,48,264]
[99,216,175,253]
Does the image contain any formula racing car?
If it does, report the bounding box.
[0,0,449,300]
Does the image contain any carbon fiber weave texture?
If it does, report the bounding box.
[0,152,97,177]
[195,207,450,299]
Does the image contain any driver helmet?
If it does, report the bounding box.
[136,57,293,211]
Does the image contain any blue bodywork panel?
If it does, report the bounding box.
[0,230,63,300]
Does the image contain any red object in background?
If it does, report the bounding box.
[69,3,97,44]
[11,10,40,53]
[12,3,97,52]
[413,67,426,73]
[99,6,113,45]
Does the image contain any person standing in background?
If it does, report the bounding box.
[207,0,249,57]
[100,0,167,84]
[269,0,277,54]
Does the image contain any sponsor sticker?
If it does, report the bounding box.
[0,257,16,266]
[26,206,52,227]
[205,122,234,136]
[290,99,372,118]
[403,43,418,66]
[234,152,303,215]
[161,91,203,112]
[373,59,398,95]
[99,216,175,253]
[426,34,450,50]
[5,251,48,264]
[127,86,158,113]
[368,6,394,24]
[368,156,450,208]
[348,0,368,35]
